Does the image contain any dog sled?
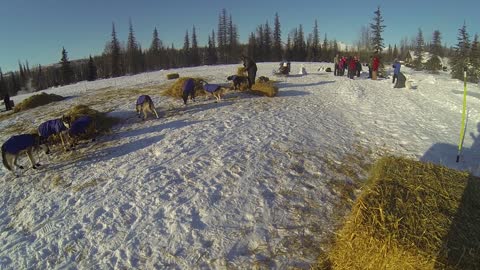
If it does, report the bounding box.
[273,61,291,76]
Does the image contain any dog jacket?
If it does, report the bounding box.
[69,116,92,136]
[203,84,221,93]
[38,119,67,138]
[2,134,36,154]
[183,78,195,95]
[136,95,150,105]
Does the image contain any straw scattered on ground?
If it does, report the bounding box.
[13,92,65,113]
[318,156,480,270]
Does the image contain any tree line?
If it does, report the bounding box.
[1,7,479,97]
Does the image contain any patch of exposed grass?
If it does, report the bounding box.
[51,175,68,188]
[0,110,15,122]
[321,156,480,270]
[13,92,65,113]
[2,123,36,135]
[72,179,98,193]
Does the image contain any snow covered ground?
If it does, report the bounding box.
[1,62,479,269]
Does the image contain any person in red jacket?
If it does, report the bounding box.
[372,55,380,80]
[348,56,357,79]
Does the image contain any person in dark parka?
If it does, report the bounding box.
[394,72,407,88]
[241,55,257,89]
[392,59,401,84]
[3,93,11,111]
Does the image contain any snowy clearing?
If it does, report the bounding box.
[1,62,479,269]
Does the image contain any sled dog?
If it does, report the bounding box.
[136,95,159,120]
[203,83,228,102]
[38,118,69,150]
[62,115,97,150]
[2,134,50,175]
[227,75,249,90]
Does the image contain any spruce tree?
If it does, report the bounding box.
[191,26,201,66]
[413,28,425,70]
[0,68,6,96]
[227,15,239,63]
[393,44,399,59]
[148,27,163,71]
[425,30,443,72]
[183,30,190,66]
[451,22,471,80]
[311,19,321,62]
[256,25,265,61]
[18,61,26,89]
[87,55,98,81]
[33,65,46,90]
[469,34,480,82]
[285,35,293,61]
[110,23,122,77]
[217,9,228,63]
[247,32,257,59]
[127,19,142,74]
[370,6,386,54]
[273,13,282,61]
[263,21,272,61]
[323,34,329,62]
[10,72,20,95]
[431,30,443,57]
[60,47,74,85]
[207,30,218,65]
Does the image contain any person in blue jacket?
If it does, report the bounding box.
[392,59,401,84]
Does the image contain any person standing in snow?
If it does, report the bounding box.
[355,56,362,77]
[334,54,339,76]
[367,56,373,78]
[392,59,401,84]
[372,55,380,80]
[348,56,356,79]
[3,93,11,111]
[241,55,257,89]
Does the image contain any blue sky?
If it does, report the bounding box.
[0,0,479,72]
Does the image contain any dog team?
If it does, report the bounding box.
[1,114,97,176]
[1,74,252,177]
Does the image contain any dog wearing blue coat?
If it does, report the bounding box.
[61,115,97,150]
[1,134,50,176]
[136,95,159,120]
[201,81,228,102]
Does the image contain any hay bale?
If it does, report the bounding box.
[249,81,278,97]
[63,104,119,133]
[13,92,65,113]
[325,156,480,269]
[237,66,247,76]
[161,77,206,98]
[167,73,179,80]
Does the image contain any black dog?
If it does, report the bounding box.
[227,75,249,90]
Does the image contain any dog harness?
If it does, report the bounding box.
[38,119,67,138]
[69,116,92,136]
[2,134,36,154]
[136,95,150,105]
[203,84,221,93]
[183,78,195,95]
